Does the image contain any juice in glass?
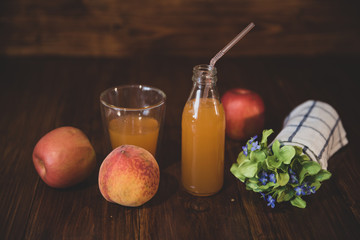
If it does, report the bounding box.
[108,115,159,156]
[181,98,225,196]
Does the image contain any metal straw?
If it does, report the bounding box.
[203,22,255,99]
[210,22,255,67]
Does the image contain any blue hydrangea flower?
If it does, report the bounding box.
[242,135,261,157]
[289,168,299,184]
[260,192,266,199]
[290,175,298,184]
[303,184,316,195]
[260,171,268,178]
[258,171,269,185]
[251,141,261,151]
[260,193,276,208]
[267,195,276,208]
[249,135,258,144]
[294,186,304,196]
[269,173,276,183]
[242,145,248,156]
[259,176,268,185]
[309,186,316,194]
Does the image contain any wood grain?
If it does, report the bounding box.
[0,55,360,239]
[1,0,360,57]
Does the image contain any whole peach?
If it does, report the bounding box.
[98,145,160,207]
[32,126,96,188]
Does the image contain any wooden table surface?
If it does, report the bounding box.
[1,0,360,239]
[1,55,359,239]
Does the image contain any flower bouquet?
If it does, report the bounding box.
[230,129,332,208]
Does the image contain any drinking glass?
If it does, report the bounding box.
[100,85,166,157]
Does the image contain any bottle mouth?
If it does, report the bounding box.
[192,64,217,83]
[193,64,217,74]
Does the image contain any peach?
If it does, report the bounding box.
[32,126,96,188]
[98,145,160,207]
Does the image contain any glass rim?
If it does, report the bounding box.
[100,84,166,111]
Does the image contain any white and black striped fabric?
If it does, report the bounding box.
[274,100,348,169]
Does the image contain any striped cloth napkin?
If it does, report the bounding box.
[274,100,348,169]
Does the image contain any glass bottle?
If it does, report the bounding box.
[181,64,226,196]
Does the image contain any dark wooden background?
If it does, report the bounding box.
[1,0,360,239]
[1,0,360,57]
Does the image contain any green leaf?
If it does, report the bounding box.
[283,189,295,202]
[302,161,322,175]
[276,172,290,186]
[299,161,322,183]
[272,140,281,157]
[278,145,295,164]
[271,141,295,165]
[261,129,274,147]
[290,196,307,208]
[266,155,282,169]
[277,188,294,203]
[300,154,310,161]
[245,181,260,192]
[278,163,289,172]
[236,152,248,165]
[247,177,259,183]
[257,182,276,191]
[277,191,285,202]
[294,146,303,156]
[231,160,259,180]
[313,169,332,182]
[276,187,287,202]
[230,163,246,182]
[249,150,266,163]
[311,181,322,191]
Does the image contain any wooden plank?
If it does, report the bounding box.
[9,58,141,239]
[1,0,360,57]
[0,59,55,240]
[1,56,360,239]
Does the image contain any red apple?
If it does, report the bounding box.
[32,126,96,188]
[98,145,160,207]
[221,88,265,140]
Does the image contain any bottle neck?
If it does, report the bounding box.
[188,64,220,101]
[192,64,217,85]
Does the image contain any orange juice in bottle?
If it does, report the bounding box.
[108,115,159,156]
[181,64,225,196]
